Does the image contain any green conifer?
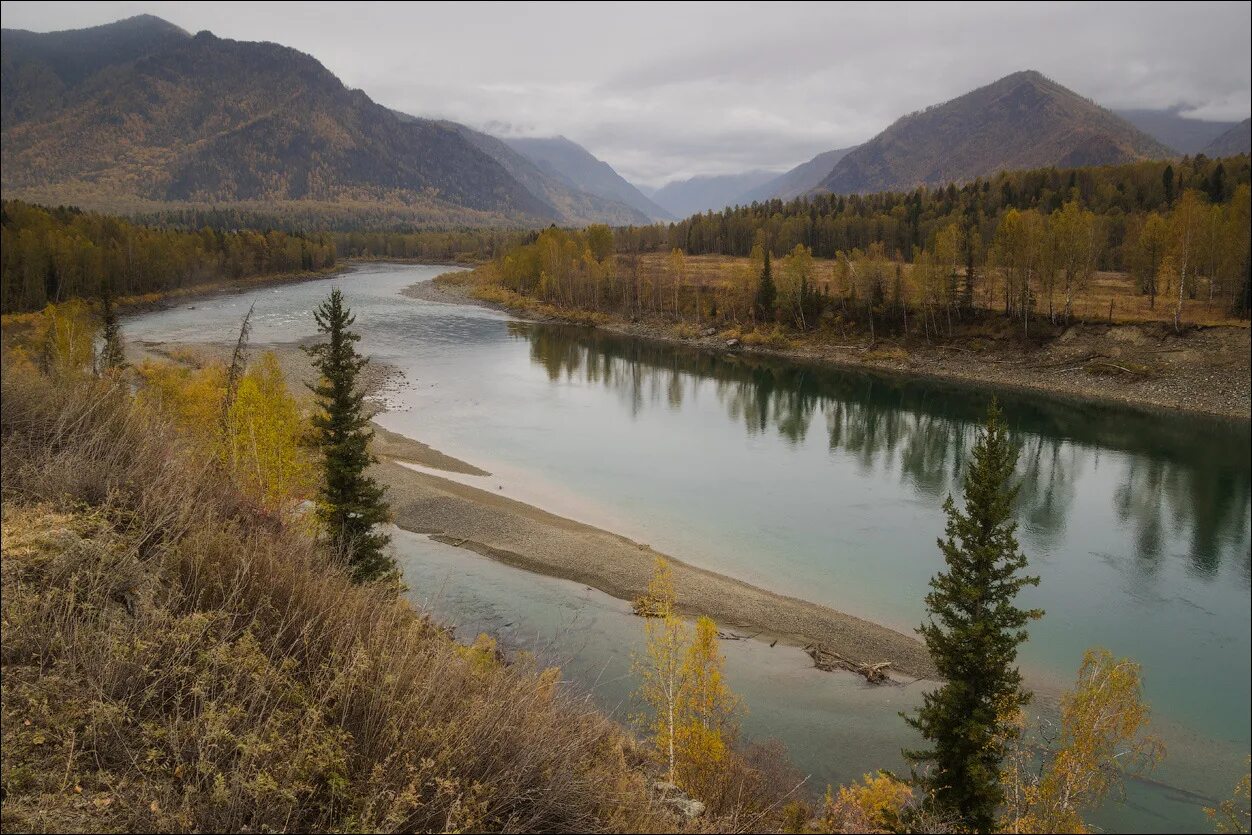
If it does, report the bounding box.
[305,288,393,582]
[904,400,1043,831]
[754,247,776,322]
[98,280,126,372]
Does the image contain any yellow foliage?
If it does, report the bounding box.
[632,554,676,617]
[136,351,312,512]
[32,300,98,377]
[674,616,742,795]
[459,633,503,674]
[636,608,688,785]
[633,559,741,799]
[136,358,227,442]
[817,772,913,833]
[224,351,316,510]
[1206,760,1251,834]
[1000,648,1163,834]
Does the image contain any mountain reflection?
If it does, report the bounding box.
[514,322,1251,580]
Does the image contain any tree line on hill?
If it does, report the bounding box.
[493,160,1252,330]
[623,155,1250,268]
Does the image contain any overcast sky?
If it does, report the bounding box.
[3,1,1250,187]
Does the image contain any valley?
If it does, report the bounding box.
[2,6,1249,835]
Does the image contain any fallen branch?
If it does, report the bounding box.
[716,630,761,641]
[805,644,896,684]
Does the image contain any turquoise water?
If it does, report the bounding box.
[126,263,1251,832]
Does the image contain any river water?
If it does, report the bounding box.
[125,263,1250,832]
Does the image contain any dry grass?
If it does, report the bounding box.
[628,254,843,294]
[625,253,1249,329]
[469,282,612,326]
[0,362,713,833]
[1077,270,1247,327]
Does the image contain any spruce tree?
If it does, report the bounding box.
[98,280,126,372]
[904,401,1043,831]
[305,288,393,582]
[754,247,776,322]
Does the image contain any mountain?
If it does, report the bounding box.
[1,16,553,223]
[740,147,857,203]
[1202,118,1251,157]
[504,136,674,221]
[1115,107,1237,155]
[1,14,189,125]
[815,71,1176,196]
[650,170,780,216]
[423,118,650,225]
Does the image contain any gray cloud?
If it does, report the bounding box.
[3,0,1249,187]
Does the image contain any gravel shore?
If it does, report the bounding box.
[373,458,938,680]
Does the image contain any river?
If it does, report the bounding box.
[125,263,1251,832]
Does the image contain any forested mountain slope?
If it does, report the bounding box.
[815,71,1176,195]
[1,16,552,223]
[1204,118,1252,157]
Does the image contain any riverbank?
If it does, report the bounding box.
[115,257,476,315]
[132,336,938,681]
[375,459,937,680]
[411,272,1252,422]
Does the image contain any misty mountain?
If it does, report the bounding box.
[815,70,1176,196]
[405,115,651,225]
[1114,107,1237,155]
[504,136,674,222]
[1202,118,1252,157]
[739,147,858,203]
[650,170,779,216]
[1,16,553,222]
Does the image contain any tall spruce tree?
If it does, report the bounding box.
[904,401,1043,831]
[754,247,776,322]
[98,279,126,372]
[305,288,393,582]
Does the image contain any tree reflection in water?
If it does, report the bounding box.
[514,321,1251,582]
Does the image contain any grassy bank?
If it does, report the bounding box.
[0,362,739,833]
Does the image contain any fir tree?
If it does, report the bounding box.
[98,279,126,372]
[305,288,393,582]
[904,401,1043,831]
[754,247,776,322]
[1208,163,1226,204]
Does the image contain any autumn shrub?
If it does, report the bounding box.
[0,360,692,833]
[740,326,793,350]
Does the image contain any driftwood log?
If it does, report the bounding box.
[715,630,760,641]
[805,644,895,684]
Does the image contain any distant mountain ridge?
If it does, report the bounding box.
[1202,118,1252,157]
[504,136,675,221]
[814,70,1176,196]
[406,115,651,225]
[1114,107,1238,155]
[650,170,779,216]
[740,147,858,203]
[1,16,553,223]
